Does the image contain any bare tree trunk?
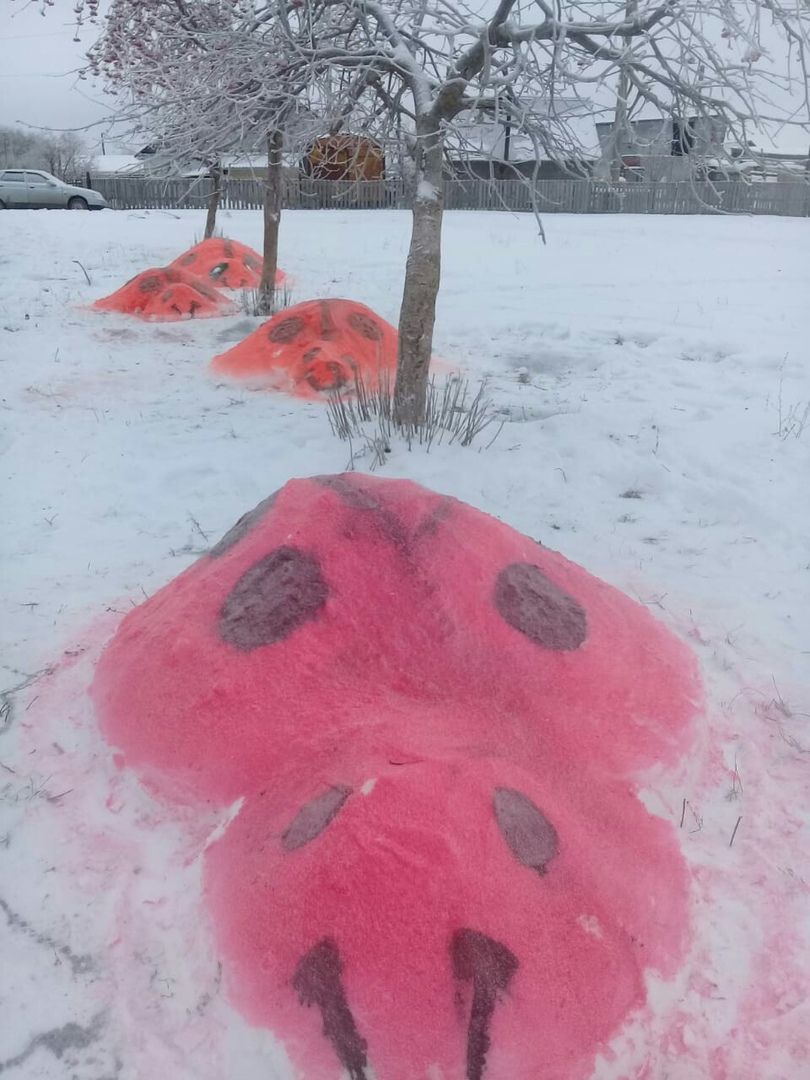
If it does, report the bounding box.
[393,115,444,426]
[608,0,637,181]
[204,161,222,239]
[257,129,283,316]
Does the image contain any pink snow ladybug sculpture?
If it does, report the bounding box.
[93,474,700,1080]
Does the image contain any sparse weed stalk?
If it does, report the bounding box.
[776,399,810,440]
[773,364,809,440]
[326,370,503,467]
[240,284,294,317]
[192,228,224,243]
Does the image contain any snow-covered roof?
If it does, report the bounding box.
[748,129,810,156]
[90,154,144,176]
[448,102,599,162]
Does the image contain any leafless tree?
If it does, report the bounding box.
[262,0,810,422]
[85,2,327,307]
[31,0,100,35]
[0,127,91,181]
[35,0,810,423]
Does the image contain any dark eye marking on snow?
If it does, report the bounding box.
[268,316,304,343]
[451,928,519,1080]
[494,788,559,875]
[494,563,587,650]
[209,262,228,279]
[282,786,352,851]
[219,546,328,650]
[348,312,383,341]
[293,938,369,1080]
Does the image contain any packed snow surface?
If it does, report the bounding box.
[1,207,809,1079]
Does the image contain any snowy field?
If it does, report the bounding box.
[1,207,809,1079]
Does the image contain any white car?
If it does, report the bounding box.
[0,169,108,210]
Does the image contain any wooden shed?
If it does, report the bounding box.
[303,135,385,181]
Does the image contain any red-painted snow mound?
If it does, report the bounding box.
[170,237,286,290]
[92,266,237,321]
[93,474,700,1080]
[210,298,398,396]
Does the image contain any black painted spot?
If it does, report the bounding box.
[244,254,261,272]
[348,311,383,341]
[208,493,278,558]
[451,929,518,1080]
[314,476,380,511]
[413,498,454,541]
[494,563,587,650]
[293,939,369,1080]
[319,301,337,338]
[178,253,196,266]
[218,546,328,651]
[282,786,352,851]
[314,476,410,549]
[222,239,234,259]
[494,788,559,875]
[268,316,304,343]
[139,275,162,294]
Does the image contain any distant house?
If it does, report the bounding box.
[134,104,327,181]
[740,147,810,182]
[446,97,598,180]
[594,116,726,181]
[181,154,300,182]
[88,153,145,178]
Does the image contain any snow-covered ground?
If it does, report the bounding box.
[1,207,809,1079]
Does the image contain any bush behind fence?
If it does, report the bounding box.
[90,175,810,217]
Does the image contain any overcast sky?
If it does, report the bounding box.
[1,1,808,156]
[1,2,112,152]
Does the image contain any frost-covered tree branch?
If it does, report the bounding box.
[35,0,810,424]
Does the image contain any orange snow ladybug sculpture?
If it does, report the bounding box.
[170,237,286,291]
[92,266,237,321]
[93,474,700,1080]
[211,298,398,396]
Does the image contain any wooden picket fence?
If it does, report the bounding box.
[88,174,810,217]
